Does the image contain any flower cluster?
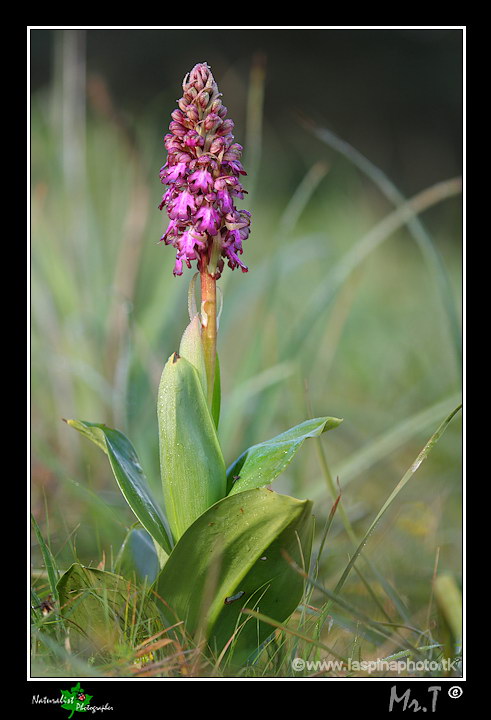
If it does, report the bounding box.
[159,62,251,277]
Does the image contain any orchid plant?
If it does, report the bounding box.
[58,63,342,666]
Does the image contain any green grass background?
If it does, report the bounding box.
[30,29,462,677]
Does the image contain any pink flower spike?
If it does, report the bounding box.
[158,62,251,275]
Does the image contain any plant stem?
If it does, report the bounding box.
[200,268,217,409]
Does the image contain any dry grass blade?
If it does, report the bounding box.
[134,621,184,651]
[134,638,174,658]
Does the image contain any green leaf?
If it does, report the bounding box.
[154,487,313,665]
[116,527,161,584]
[178,313,221,430]
[157,353,227,542]
[227,416,343,495]
[65,420,172,556]
[179,313,207,396]
[211,351,221,430]
[57,563,159,653]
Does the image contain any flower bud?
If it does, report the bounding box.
[197,91,210,109]
[203,112,222,132]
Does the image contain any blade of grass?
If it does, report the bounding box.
[307,386,413,627]
[278,161,330,236]
[425,546,441,634]
[333,403,462,598]
[309,392,462,500]
[283,551,422,656]
[304,120,462,370]
[245,51,266,199]
[434,573,462,646]
[315,494,341,571]
[241,608,347,664]
[31,513,60,606]
[288,177,462,358]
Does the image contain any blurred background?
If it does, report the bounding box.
[30,27,462,628]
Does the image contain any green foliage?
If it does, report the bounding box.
[155,488,313,665]
[227,416,343,495]
[63,302,333,666]
[179,314,208,399]
[65,420,172,556]
[57,563,159,655]
[157,353,227,541]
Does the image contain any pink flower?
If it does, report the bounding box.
[168,189,196,221]
[217,188,233,214]
[173,256,183,276]
[188,168,214,193]
[162,161,188,184]
[194,204,221,235]
[160,219,181,244]
[179,227,207,257]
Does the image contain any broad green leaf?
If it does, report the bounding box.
[158,353,226,542]
[155,487,313,665]
[57,563,160,653]
[227,416,343,495]
[66,420,172,556]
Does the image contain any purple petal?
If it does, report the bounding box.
[188,168,214,193]
[169,190,196,220]
[194,204,221,235]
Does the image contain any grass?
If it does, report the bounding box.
[30,54,462,678]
